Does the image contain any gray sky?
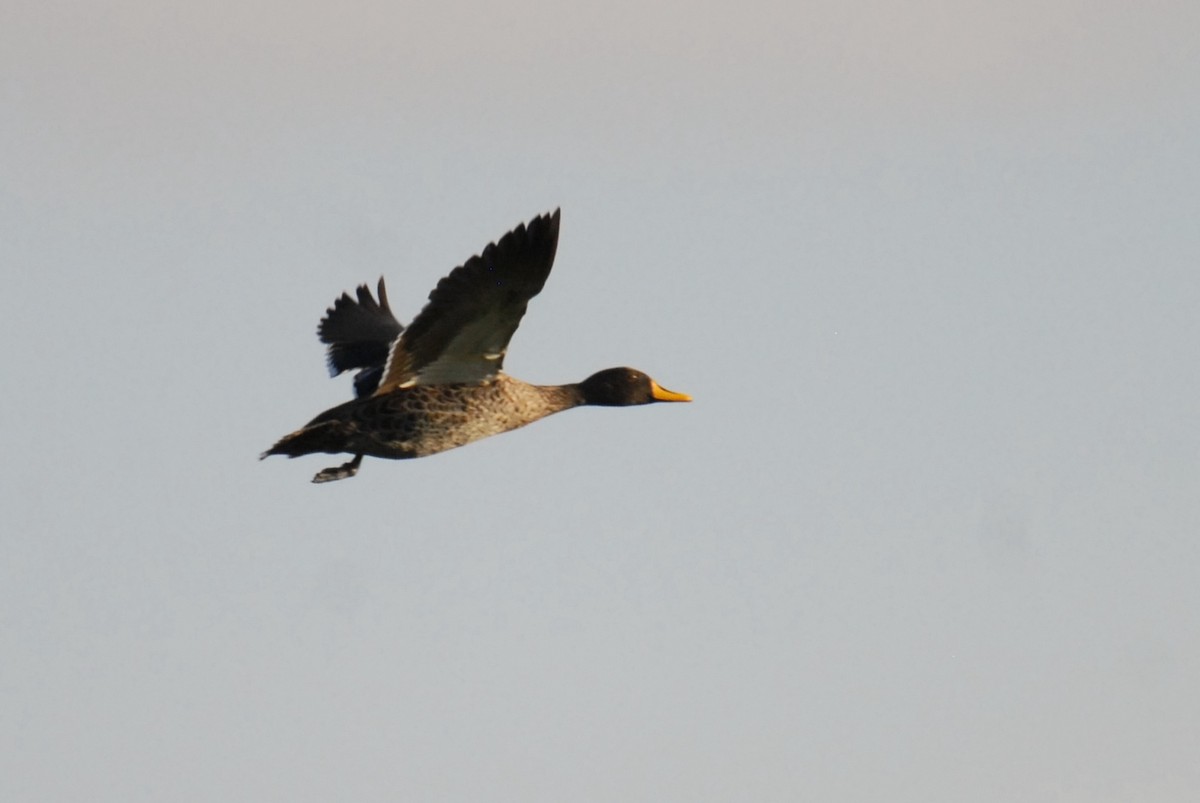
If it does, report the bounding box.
[4,1,1199,800]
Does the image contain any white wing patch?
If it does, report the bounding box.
[379,307,522,390]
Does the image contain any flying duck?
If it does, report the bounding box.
[261,209,690,482]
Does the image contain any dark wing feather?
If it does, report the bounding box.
[375,209,561,392]
[317,278,404,397]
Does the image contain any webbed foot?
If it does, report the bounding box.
[312,454,363,483]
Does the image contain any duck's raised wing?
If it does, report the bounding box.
[317,278,404,397]
[374,209,561,393]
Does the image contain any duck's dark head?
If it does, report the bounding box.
[577,367,692,407]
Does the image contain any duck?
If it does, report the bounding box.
[261,209,690,482]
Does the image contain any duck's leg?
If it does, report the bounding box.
[312,454,363,484]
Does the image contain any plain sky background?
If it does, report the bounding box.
[3,1,1199,800]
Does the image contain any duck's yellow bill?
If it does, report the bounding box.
[650,382,692,402]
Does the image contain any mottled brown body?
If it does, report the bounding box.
[266,376,583,461]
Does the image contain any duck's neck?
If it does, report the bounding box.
[494,376,587,423]
[527,381,587,410]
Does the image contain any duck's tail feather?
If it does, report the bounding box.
[260,421,348,460]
